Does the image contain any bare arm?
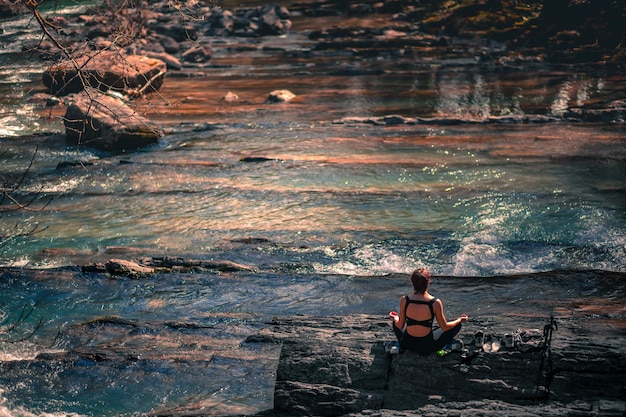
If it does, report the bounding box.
[394,296,407,329]
[433,299,468,331]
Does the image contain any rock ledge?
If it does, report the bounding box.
[255,315,626,417]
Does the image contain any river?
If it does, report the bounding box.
[0,1,625,415]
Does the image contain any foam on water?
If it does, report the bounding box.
[0,385,86,417]
[0,342,63,362]
[313,244,420,276]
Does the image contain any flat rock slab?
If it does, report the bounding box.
[271,315,390,416]
[81,256,257,276]
[64,91,162,150]
[43,52,166,96]
[258,315,626,417]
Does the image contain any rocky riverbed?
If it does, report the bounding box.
[3,0,624,148]
[1,1,625,416]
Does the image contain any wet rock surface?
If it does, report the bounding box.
[0,313,281,417]
[82,256,257,276]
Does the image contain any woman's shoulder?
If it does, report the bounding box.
[406,293,437,302]
[431,297,443,311]
[423,293,440,304]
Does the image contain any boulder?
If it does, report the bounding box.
[149,22,199,43]
[255,4,292,36]
[43,52,166,96]
[221,91,240,102]
[157,35,180,54]
[64,91,162,150]
[268,89,296,103]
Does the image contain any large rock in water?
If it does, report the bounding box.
[43,52,166,96]
[64,91,162,150]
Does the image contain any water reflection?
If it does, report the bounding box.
[550,77,603,116]
[433,71,526,119]
[342,75,376,117]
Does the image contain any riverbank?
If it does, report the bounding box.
[1,265,625,416]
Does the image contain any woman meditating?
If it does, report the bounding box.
[390,268,469,355]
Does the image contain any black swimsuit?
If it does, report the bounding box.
[392,295,462,355]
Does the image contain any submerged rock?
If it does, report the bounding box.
[333,114,567,125]
[142,256,257,272]
[81,256,256,276]
[104,259,155,277]
[240,156,279,163]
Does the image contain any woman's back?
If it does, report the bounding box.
[404,294,436,337]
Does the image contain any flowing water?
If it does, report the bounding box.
[0,1,625,415]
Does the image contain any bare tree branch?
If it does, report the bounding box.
[0,146,51,254]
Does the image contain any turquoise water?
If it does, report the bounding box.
[2,119,624,275]
[1,2,625,415]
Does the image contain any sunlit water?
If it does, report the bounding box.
[3,114,624,275]
[1,2,625,416]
